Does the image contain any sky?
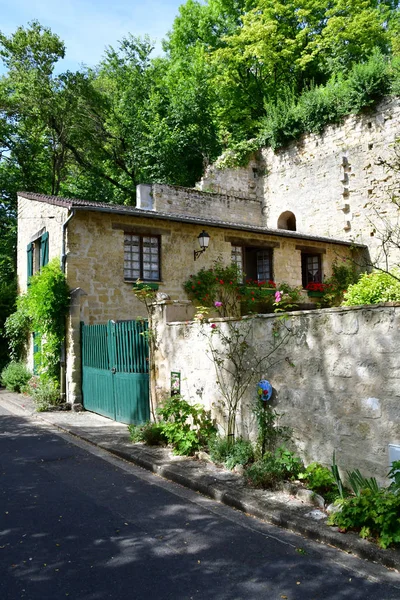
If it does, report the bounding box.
[0,0,186,72]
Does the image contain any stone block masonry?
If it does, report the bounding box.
[198,97,400,269]
[150,183,263,227]
[152,302,400,483]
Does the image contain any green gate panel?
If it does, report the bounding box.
[114,372,150,424]
[81,319,150,424]
[82,366,115,420]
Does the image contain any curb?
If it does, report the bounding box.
[1,391,400,573]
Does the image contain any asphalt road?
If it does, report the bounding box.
[0,404,399,600]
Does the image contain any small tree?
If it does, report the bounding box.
[199,313,292,442]
[131,281,159,420]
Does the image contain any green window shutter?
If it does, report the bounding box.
[33,332,41,374]
[27,242,33,282]
[40,232,49,267]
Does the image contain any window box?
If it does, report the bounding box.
[307,290,325,298]
[132,282,159,291]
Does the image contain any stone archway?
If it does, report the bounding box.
[277,211,296,231]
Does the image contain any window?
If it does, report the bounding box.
[124,233,160,281]
[301,253,322,288]
[231,245,273,282]
[27,231,49,282]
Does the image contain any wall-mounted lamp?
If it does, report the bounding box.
[194,230,210,261]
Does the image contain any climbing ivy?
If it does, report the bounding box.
[5,259,70,379]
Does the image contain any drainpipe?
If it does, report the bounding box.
[60,210,75,403]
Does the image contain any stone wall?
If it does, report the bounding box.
[152,303,400,483]
[261,98,400,269]
[150,183,263,227]
[197,154,263,201]
[17,195,68,294]
[197,97,400,269]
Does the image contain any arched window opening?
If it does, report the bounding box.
[277,211,296,231]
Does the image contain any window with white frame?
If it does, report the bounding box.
[124,233,160,281]
[301,253,322,287]
[231,245,273,282]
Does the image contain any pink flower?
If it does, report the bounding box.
[211,323,217,329]
[214,301,223,308]
[275,290,282,303]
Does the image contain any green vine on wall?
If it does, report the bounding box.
[5,259,70,379]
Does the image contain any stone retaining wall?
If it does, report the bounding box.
[153,302,400,483]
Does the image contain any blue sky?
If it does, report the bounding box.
[0,0,186,72]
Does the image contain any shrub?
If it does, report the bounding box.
[257,53,393,154]
[299,462,339,503]
[322,260,360,307]
[275,447,304,480]
[1,361,32,392]
[328,489,400,548]
[245,447,303,489]
[208,436,254,470]
[342,271,400,306]
[25,375,61,411]
[246,452,287,489]
[3,305,31,362]
[5,259,70,379]
[128,421,167,446]
[183,261,243,317]
[345,51,391,112]
[157,395,216,456]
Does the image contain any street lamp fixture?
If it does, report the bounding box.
[194,230,210,261]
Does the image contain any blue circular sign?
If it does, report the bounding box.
[257,379,273,402]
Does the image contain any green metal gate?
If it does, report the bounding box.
[81,320,150,424]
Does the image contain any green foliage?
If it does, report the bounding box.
[252,401,291,457]
[0,281,17,371]
[3,302,31,362]
[157,395,216,455]
[388,460,400,493]
[322,260,360,307]
[328,489,400,548]
[246,447,303,489]
[259,52,395,151]
[331,450,345,499]
[273,282,303,313]
[275,446,304,480]
[4,259,69,378]
[25,374,61,411]
[346,469,379,497]
[0,361,32,392]
[299,462,339,503]
[128,421,167,446]
[183,261,243,317]
[208,435,254,470]
[342,271,400,306]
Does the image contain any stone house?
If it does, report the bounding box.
[17,185,363,410]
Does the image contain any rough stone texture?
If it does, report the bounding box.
[198,97,400,269]
[150,183,263,227]
[198,154,263,201]
[17,195,68,294]
[153,303,400,483]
